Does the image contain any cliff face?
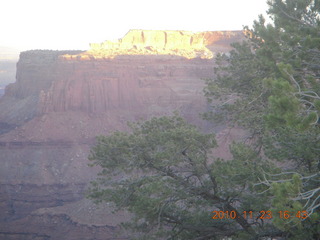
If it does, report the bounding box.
[38,56,217,117]
[88,30,242,58]
[0,30,243,133]
[0,30,243,239]
[0,50,83,131]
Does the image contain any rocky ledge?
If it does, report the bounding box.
[0,29,243,239]
[64,29,243,59]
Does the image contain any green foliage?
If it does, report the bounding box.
[204,0,320,238]
[88,114,277,239]
[270,175,303,231]
[265,173,320,239]
[88,0,320,239]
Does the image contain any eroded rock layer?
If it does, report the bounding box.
[0,30,243,239]
[85,30,242,59]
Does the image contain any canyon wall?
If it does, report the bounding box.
[88,30,240,59]
[0,30,244,239]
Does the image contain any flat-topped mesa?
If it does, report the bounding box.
[60,30,244,60]
[85,30,214,59]
[94,30,205,49]
[0,29,246,239]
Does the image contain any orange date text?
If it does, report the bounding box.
[211,210,309,220]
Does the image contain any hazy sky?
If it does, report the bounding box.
[1,0,269,51]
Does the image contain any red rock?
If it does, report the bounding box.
[0,30,244,239]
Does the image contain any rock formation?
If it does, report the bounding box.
[87,30,239,58]
[0,30,244,239]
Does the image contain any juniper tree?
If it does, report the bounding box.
[88,1,320,239]
[204,0,320,238]
[88,114,278,239]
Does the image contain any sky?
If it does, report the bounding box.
[0,0,270,51]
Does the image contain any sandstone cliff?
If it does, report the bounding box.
[0,30,243,134]
[86,29,242,59]
[0,50,83,132]
[0,30,244,240]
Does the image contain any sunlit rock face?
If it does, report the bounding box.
[64,29,243,59]
[0,30,244,239]
[0,30,243,130]
[87,30,213,59]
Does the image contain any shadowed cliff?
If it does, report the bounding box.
[0,30,244,240]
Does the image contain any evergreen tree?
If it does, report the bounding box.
[88,114,278,239]
[88,0,320,238]
[204,0,320,238]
